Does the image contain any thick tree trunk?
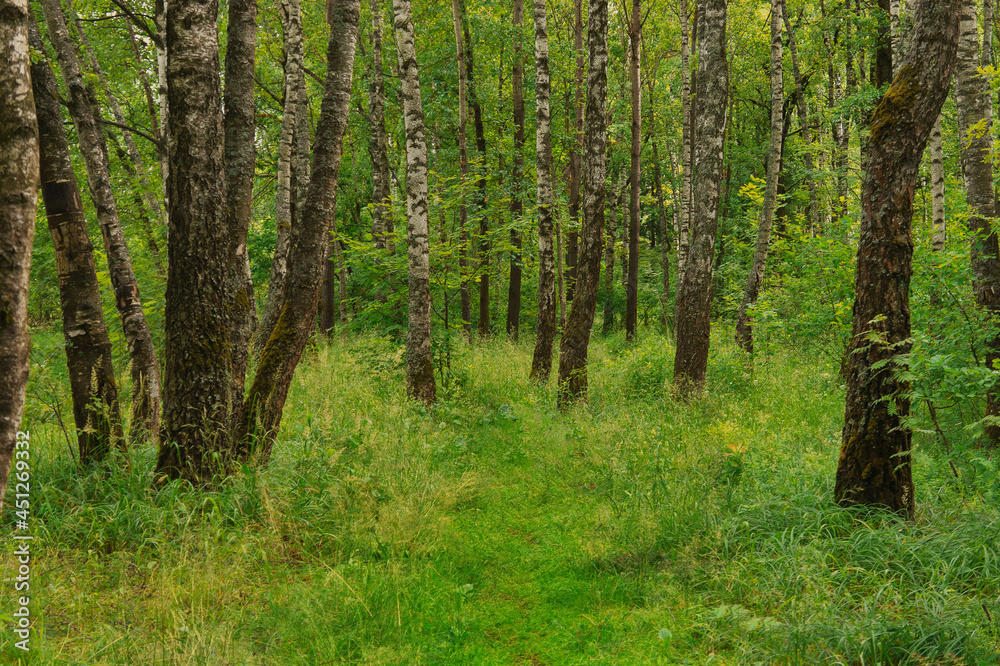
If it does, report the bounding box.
[157,0,234,481]
[781,1,818,232]
[735,0,782,354]
[0,0,38,515]
[557,0,607,407]
[625,0,641,342]
[835,0,959,517]
[673,0,727,398]
[368,0,392,250]
[393,0,436,404]
[41,0,161,442]
[236,0,361,461]
[507,0,526,340]
[451,0,473,334]
[32,46,123,462]
[223,0,258,412]
[955,0,1000,445]
[529,0,556,381]
[255,0,309,355]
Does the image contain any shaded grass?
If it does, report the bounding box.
[2,328,999,664]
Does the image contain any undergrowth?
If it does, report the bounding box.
[2,329,999,664]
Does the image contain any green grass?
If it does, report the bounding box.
[3,329,999,664]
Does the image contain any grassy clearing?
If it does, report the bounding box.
[3,329,999,664]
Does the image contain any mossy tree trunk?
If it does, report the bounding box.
[235,0,360,462]
[673,0,728,398]
[835,0,960,517]
[393,0,437,404]
[157,0,234,482]
[557,0,607,408]
[735,0,782,355]
[529,0,557,382]
[0,0,38,515]
[32,43,122,462]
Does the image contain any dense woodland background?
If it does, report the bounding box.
[2,0,1000,660]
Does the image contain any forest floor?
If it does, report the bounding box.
[3,329,1000,664]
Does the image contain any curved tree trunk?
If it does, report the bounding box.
[507,0,526,340]
[236,0,361,461]
[0,0,38,515]
[835,0,960,517]
[32,44,123,462]
[529,0,556,381]
[255,0,309,356]
[955,0,1000,446]
[557,0,607,407]
[673,0,728,398]
[157,0,234,482]
[393,0,437,404]
[41,0,161,442]
[735,0,782,354]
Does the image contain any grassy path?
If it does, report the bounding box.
[4,334,1000,664]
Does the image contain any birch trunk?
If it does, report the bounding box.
[557,0,607,407]
[956,0,1000,445]
[32,45,123,462]
[529,0,557,381]
[735,0,782,354]
[625,0,641,341]
[673,0,727,397]
[368,0,392,250]
[41,0,161,442]
[157,0,233,481]
[507,0,526,340]
[393,0,436,403]
[836,0,960,517]
[236,0,361,460]
[450,0,473,334]
[566,0,585,302]
[0,0,38,515]
[930,116,946,250]
[781,1,818,231]
[677,0,693,289]
[255,0,308,355]
[223,0,258,411]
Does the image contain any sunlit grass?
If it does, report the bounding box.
[3,328,999,664]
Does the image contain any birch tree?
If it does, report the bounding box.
[32,40,122,461]
[529,0,557,382]
[0,0,38,515]
[393,0,436,403]
[673,0,728,397]
[735,0,782,354]
[557,0,608,407]
[835,0,960,517]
